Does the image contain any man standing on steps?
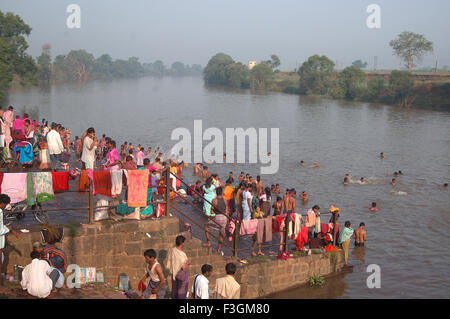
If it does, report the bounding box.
[166,235,189,299]
[192,264,213,299]
[214,263,240,299]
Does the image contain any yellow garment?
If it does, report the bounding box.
[214,275,240,299]
[253,209,265,219]
[166,247,188,280]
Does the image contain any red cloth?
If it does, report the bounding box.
[0,173,3,193]
[295,227,308,250]
[93,170,112,198]
[321,223,329,234]
[52,171,69,192]
[325,244,340,252]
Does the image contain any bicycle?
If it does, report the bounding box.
[0,146,21,170]
[3,202,49,227]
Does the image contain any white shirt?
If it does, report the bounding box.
[192,274,209,299]
[81,136,97,164]
[0,209,10,250]
[47,129,64,155]
[21,259,54,298]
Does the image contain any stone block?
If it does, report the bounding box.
[125,242,142,256]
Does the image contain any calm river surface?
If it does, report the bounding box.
[8,76,450,298]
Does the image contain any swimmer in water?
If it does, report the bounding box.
[444,183,448,189]
[380,152,384,159]
[343,174,350,185]
[267,152,272,157]
[300,191,309,203]
[313,162,319,167]
[391,178,396,186]
[300,160,304,167]
[360,177,366,184]
[369,202,378,212]
[393,172,399,178]
[398,170,403,175]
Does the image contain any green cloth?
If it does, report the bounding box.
[116,204,135,216]
[26,172,35,206]
[139,188,153,216]
[137,166,153,216]
[338,227,354,244]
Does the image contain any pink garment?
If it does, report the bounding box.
[136,151,146,166]
[127,169,148,207]
[239,219,258,235]
[86,168,95,194]
[106,149,120,171]
[1,173,27,204]
[228,220,236,241]
[12,118,24,134]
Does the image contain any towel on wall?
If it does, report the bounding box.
[1,173,27,204]
[127,169,148,207]
[33,172,55,203]
[51,171,69,192]
[93,170,112,198]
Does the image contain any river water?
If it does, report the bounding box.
[8,76,450,298]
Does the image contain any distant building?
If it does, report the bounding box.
[248,61,257,70]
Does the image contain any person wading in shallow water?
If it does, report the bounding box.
[338,221,354,267]
[353,222,366,247]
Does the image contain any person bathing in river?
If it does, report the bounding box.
[369,202,378,212]
[300,160,304,167]
[272,196,282,216]
[300,191,309,204]
[203,187,227,253]
[353,222,366,247]
[201,166,211,182]
[391,178,396,186]
[338,221,354,267]
[360,177,366,184]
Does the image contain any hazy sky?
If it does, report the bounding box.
[1,0,449,70]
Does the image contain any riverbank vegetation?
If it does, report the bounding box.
[204,31,449,109]
[0,10,203,105]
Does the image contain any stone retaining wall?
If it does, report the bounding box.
[2,217,344,298]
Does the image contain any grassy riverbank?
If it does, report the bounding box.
[271,71,450,109]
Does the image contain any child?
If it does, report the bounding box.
[38,137,51,170]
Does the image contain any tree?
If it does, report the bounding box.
[250,62,273,90]
[225,62,250,88]
[366,77,388,101]
[37,44,51,84]
[0,11,37,103]
[171,61,185,76]
[338,66,366,100]
[64,50,94,82]
[298,55,335,95]
[389,70,415,106]
[91,54,114,79]
[266,54,281,70]
[351,59,368,69]
[389,31,434,72]
[203,53,235,86]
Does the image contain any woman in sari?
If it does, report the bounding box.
[202,177,216,217]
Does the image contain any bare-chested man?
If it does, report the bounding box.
[193,163,202,176]
[255,176,263,195]
[238,172,245,184]
[353,223,366,247]
[201,166,211,182]
[300,191,309,204]
[283,189,296,214]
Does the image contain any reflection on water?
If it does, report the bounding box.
[7,76,450,298]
